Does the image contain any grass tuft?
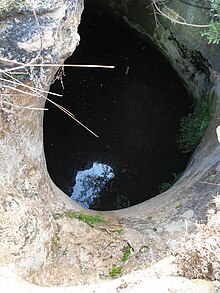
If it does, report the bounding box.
[121,245,131,262]
[64,211,107,225]
[109,265,122,278]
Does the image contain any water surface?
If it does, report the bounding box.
[44,6,192,210]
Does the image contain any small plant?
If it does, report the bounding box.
[178,101,211,153]
[147,215,153,220]
[109,245,132,278]
[109,265,122,278]
[121,245,131,262]
[64,211,107,224]
[201,0,220,44]
[113,227,124,234]
[176,202,183,209]
[201,20,220,44]
[159,172,182,193]
[52,223,61,250]
[151,0,220,45]
[159,182,172,193]
[52,238,61,249]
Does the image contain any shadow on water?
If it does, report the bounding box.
[43,4,193,210]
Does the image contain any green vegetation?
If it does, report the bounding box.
[109,244,132,278]
[113,227,124,234]
[64,211,107,225]
[13,73,28,82]
[201,0,220,44]
[152,0,220,45]
[121,245,131,262]
[109,265,122,278]
[159,172,183,193]
[52,238,61,249]
[159,182,172,193]
[147,215,153,220]
[201,19,220,44]
[52,223,61,250]
[176,202,183,209]
[178,101,211,153]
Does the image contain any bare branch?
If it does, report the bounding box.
[152,0,211,28]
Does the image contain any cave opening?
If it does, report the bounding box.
[43,3,193,211]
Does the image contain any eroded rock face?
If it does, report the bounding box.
[90,0,219,100]
[0,0,83,274]
[90,0,220,250]
[0,0,220,291]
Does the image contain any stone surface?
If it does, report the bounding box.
[0,263,218,292]
[0,0,220,291]
[90,0,220,256]
[91,0,219,100]
[0,0,84,276]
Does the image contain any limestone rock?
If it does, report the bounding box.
[0,0,220,291]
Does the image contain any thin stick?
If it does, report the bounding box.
[199,181,220,186]
[27,64,115,69]
[0,63,114,72]
[3,84,41,98]
[1,75,62,97]
[0,57,114,73]
[2,100,48,111]
[2,83,99,138]
[48,99,99,138]
[0,57,24,66]
[0,57,115,68]
[10,72,29,75]
[153,1,211,27]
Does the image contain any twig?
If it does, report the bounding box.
[1,82,99,138]
[46,98,99,138]
[152,0,211,27]
[26,64,115,68]
[0,57,114,72]
[2,100,48,111]
[199,181,220,186]
[2,84,41,98]
[1,75,62,97]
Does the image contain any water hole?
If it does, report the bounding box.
[43,4,193,210]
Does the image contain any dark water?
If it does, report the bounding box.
[43,5,192,210]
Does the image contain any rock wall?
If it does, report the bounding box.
[90,0,220,235]
[0,0,220,291]
[90,0,220,101]
[0,0,84,275]
[86,0,220,284]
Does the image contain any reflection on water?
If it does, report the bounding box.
[71,163,114,208]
